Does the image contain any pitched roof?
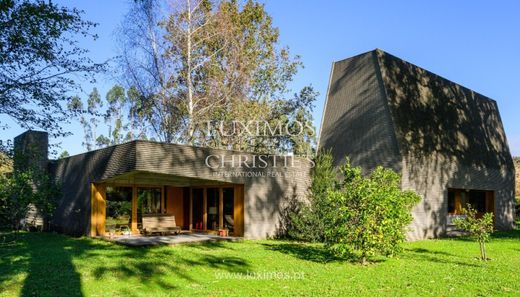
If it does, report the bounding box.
[319,49,513,170]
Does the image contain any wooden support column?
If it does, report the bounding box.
[189,188,193,231]
[90,184,97,237]
[90,183,106,237]
[219,187,224,230]
[234,184,244,236]
[203,187,207,231]
[131,185,138,234]
[98,184,106,236]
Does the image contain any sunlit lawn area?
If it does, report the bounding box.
[1,231,519,296]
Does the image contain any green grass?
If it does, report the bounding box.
[1,231,520,296]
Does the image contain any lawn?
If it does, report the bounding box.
[1,231,520,296]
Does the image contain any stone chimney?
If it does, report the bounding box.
[14,130,49,173]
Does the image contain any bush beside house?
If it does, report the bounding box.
[289,153,421,264]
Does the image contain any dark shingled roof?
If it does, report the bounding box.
[319,49,513,170]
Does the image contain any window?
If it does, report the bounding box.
[468,191,486,213]
[207,188,219,230]
[447,188,493,216]
[448,190,455,214]
[223,188,234,232]
[105,187,132,230]
[138,188,162,215]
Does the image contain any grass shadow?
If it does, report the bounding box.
[402,246,481,268]
[0,232,86,296]
[491,229,520,239]
[261,241,346,263]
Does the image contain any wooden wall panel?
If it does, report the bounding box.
[90,183,106,236]
[166,186,184,227]
[131,185,138,234]
[233,184,244,236]
[454,190,462,214]
[90,184,96,237]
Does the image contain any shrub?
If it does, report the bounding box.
[453,205,494,261]
[323,158,421,264]
[0,171,34,230]
[287,152,337,242]
[287,153,421,264]
[0,169,61,231]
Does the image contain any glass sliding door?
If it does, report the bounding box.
[137,187,162,230]
[105,186,133,234]
[223,188,234,234]
[207,188,219,230]
[192,188,204,230]
[189,186,237,233]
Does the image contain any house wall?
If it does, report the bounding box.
[49,142,137,236]
[377,50,516,239]
[319,50,402,173]
[135,141,312,239]
[44,140,311,238]
[401,154,515,239]
[13,131,49,229]
[320,49,515,240]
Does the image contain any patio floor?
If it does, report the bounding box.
[104,233,242,247]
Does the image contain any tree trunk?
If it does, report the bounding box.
[186,0,194,145]
[481,241,487,261]
[361,251,367,265]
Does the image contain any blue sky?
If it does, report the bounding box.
[2,0,519,156]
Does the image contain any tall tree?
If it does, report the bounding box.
[68,85,147,150]
[117,0,317,154]
[116,0,179,142]
[0,0,104,137]
[86,88,102,149]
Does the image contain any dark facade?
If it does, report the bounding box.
[319,49,515,239]
[13,49,515,240]
[14,133,311,238]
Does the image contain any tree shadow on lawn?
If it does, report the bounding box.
[181,239,237,250]
[441,229,520,242]
[0,232,88,297]
[261,241,381,264]
[490,229,520,240]
[402,247,481,267]
[91,244,251,287]
[0,232,251,296]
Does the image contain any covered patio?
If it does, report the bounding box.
[90,171,244,238]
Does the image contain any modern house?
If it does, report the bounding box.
[319,49,516,239]
[14,49,515,240]
[14,131,311,238]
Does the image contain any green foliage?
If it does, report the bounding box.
[453,205,494,261]
[0,171,33,230]
[116,0,317,154]
[0,0,103,136]
[0,169,61,231]
[0,150,12,175]
[0,144,61,231]
[324,159,420,263]
[68,85,145,151]
[58,151,69,159]
[3,232,520,296]
[31,171,61,223]
[288,152,337,242]
[287,153,420,263]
